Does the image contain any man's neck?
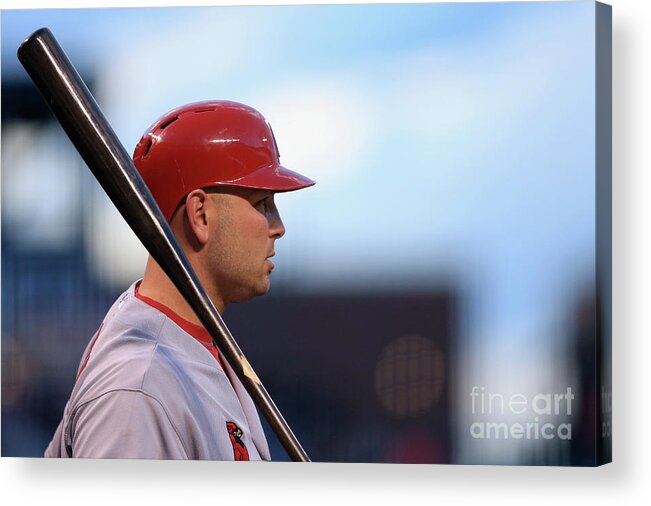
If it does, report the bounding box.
[137,256,225,325]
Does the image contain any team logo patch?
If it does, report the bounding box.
[226,422,250,461]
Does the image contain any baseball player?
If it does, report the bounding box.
[44,100,315,460]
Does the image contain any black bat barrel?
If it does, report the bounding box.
[17,27,310,463]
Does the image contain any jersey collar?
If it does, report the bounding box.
[134,281,222,367]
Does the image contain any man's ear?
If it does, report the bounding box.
[183,189,210,246]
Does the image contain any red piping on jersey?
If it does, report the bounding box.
[134,282,222,367]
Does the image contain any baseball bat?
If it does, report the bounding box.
[17,27,310,463]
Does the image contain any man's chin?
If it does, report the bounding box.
[247,279,271,300]
[259,278,271,295]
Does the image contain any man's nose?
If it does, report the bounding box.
[268,203,285,239]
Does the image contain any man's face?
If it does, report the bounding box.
[204,187,285,306]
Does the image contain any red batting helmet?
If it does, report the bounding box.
[133,100,315,221]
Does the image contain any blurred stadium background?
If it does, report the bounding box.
[1,2,606,464]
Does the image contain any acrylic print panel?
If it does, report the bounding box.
[0,1,611,465]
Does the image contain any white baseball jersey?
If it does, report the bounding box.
[44,280,271,461]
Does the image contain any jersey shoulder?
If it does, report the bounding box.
[59,281,262,460]
[73,282,226,402]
